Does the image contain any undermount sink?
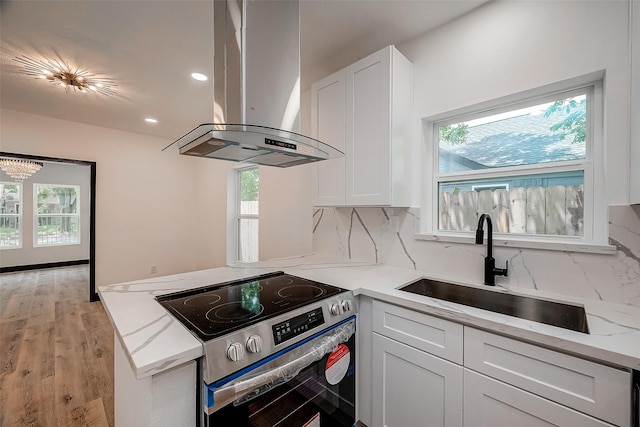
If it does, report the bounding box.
[399,278,589,334]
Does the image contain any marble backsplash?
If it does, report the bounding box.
[312,205,640,308]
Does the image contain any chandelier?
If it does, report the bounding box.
[0,158,44,182]
[13,55,117,96]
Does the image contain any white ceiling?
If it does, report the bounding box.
[0,0,485,142]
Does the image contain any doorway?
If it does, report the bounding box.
[0,151,97,301]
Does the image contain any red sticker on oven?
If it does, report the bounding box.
[303,412,320,427]
[325,343,350,385]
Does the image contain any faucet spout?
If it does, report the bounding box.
[476,213,508,286]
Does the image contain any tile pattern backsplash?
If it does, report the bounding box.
[312,205,640,308]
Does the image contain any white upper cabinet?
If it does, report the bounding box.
[311,69,347,206]
[631,0,640,204]
[311,45,413,207]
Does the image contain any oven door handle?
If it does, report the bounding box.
[210,319,355,411]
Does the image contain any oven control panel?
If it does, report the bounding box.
[272,307,325,346]
[204,291,357,384]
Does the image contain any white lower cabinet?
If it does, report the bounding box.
[464,327,630,426]
[372,333,463,427]
[464,369,613,427]
[369,300,631,427]
[372,300,464,426]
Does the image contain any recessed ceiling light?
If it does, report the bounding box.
[191,72,208,81]
[145,118,158,123]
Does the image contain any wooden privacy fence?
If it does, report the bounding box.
[439,185,584,236]
[239,201,259,262]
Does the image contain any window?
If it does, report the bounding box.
[423,79,606,249]
[34,184,80,246]
[0,182,22,249]
[237,168,259,262]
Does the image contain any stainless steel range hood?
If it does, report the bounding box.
[164,0,343,167]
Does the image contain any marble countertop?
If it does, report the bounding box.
[98,260,640,380]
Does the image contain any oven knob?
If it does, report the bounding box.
[341,300,352,312]
[330,303,343,316]
[246,335,263,354]
[227,342,245,362]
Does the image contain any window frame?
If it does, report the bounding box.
[33,183,81,247]
[418,76,612,254]
[227,166,260,264]
[471,183,509,192]
[0,182,23,250]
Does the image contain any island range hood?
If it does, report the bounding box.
[164,0,343,167]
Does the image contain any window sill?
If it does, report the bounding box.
[414,232,617,255]
[34,242,81,248]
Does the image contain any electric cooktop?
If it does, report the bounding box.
[155,271,346,341]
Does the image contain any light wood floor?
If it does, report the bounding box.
[0,266,114,427]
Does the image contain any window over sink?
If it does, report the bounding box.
[420,75,610,252]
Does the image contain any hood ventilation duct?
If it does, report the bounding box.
[163,0,343,167]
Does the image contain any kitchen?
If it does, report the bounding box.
[1,0,639,426]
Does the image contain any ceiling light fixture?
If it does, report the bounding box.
[13,55,117,96]
[191,72,208,81]
[145,118,158,123]
[0,158,44,182]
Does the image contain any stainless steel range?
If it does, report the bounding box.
[156,271,357,427]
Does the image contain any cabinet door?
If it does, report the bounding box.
[464,369,614,427]
[372,333,463,427]
[311,69,346,206]
[631,0,640,204]
[464,327,630,426]
[345,47,392,206]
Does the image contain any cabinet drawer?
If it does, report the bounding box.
[372,300,463,364]
[464,369,614,427]
[464,327,630,426]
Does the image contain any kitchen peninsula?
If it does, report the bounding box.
[99,260,640,427]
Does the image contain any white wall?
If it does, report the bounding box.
[260,164,313,260]
[257,86,313,261]
[311,1,640,307]
[400,0,631,206]
[1,108,313,287]
[1,161,91,266]
[313,205,640,307]
[1,109,208,285]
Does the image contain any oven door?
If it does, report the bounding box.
[205,317,356,427]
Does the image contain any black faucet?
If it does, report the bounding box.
[475,213,508,286]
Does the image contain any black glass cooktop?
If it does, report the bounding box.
[155,271,345,341]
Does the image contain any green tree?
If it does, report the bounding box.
[37,186,77,213]
[543,98,586,143]
[0,184,19,217]
[439,123,469,145]
[240,169,259,201]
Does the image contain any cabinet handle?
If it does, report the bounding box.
[634,370,640,427]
